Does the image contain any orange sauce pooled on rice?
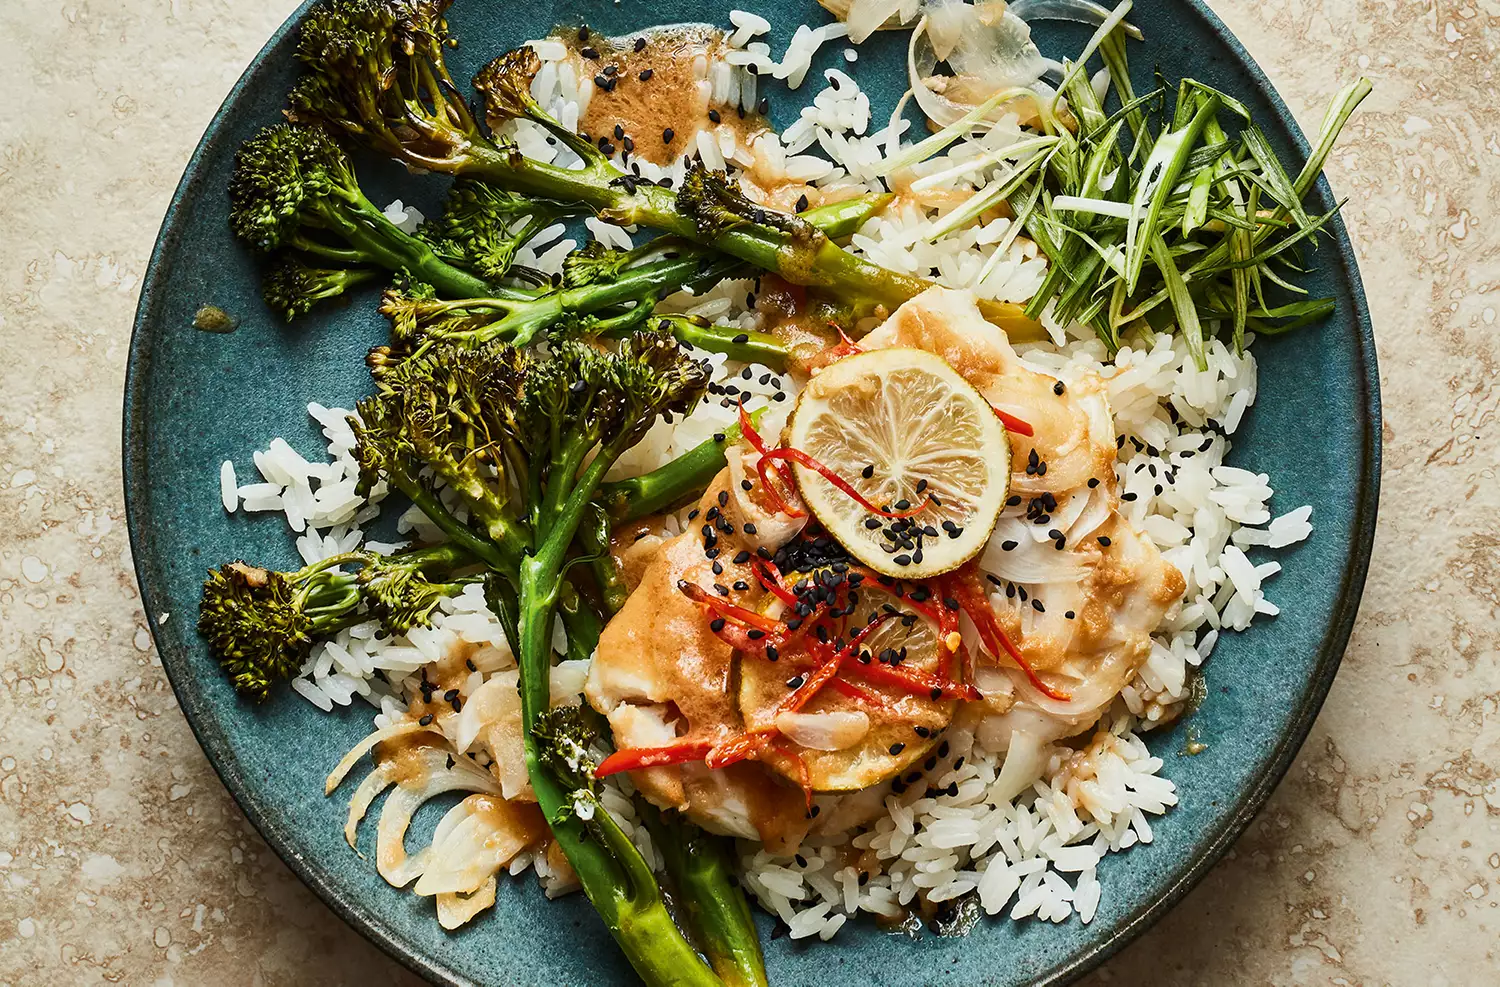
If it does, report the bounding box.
[558,25,768,168]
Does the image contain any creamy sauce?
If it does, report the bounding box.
[373,732,451,787]
[560,25,769,168]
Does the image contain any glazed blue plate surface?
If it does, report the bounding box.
[124,2,1379,984]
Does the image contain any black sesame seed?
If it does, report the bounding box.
[708,109,721,123]
[581,45,599,59]
[1121,492,1138,501]
[578,26,590,40]
[888,743,905,755]
[639,68,654,81]
[1053,380,1066,395]
[1065,610,1076,619]
[757,97,768,115]
[419,713,433,726]
[1097,535,1112,546]
[861,464,875,479]
[765,645,779,661]
[743,523,757,535]
[444,689,459,701]
[732,332,749,344]
[893,554,912,566]
[663,127,675,143]
[786,675,805,688]
[1087,477,1100,488]
[1001,540,1018,551]
[634,36,648,51]
[710,618,726,632]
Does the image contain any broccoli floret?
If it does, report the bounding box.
[228,124,490,309]
[417,180,575,282]
[197,546,473,700]
[262,254,381,321]
[290,0,486,168]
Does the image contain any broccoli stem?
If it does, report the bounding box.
[315,190,495,298]
[646,317,786,369]
[515,442,721,986]
[384,467,526,574]
[596,414,758,522]
[461,146,929,314]
[644,808,768,987]
[577,512,768,987]
[410,194,885,352]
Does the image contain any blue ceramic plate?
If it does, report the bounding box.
[124,2,1379,984]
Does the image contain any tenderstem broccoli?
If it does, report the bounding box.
[286,0,1040,335]
[197,543,475,700]
[378,192,887,362]
[229,124,495,309]
[350,331,725,984]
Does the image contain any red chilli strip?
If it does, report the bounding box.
[595,740,714,778]
[781,613,895,714]
[772,737,815,811]
[823,322,864,362]
[754,560,800,607]
[991,404,1035,437]
[738,399,794,488]
[848,660,982,702]
[761,447,933,520]
[677,580,783,635]
[704,729,777,770]
[756,453,805,517]
[945,568,1071,702]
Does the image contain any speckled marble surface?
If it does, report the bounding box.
[0,0,1494,983]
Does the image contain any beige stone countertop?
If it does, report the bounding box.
[1,0,1495,983]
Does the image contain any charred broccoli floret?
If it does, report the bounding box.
[262,254,382,321]
[229,124,492,309]
[197,544,474,700]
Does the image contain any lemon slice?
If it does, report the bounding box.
[738,580,953,791]
[786,348,1009,578]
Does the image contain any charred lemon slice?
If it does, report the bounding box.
[738,581,955,791]
[787,347,1009,579]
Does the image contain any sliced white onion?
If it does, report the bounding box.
[414,795,547,897]
[436,878,497,930]
[1009,0,1144,40]
[846,0,910,42]
[774,710,871,750]
[907,11,1047,131]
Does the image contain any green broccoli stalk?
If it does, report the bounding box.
[533,706,724,986]
[352,332,720,985]
[198,543,474,700]
[229,124,493,305]
[569,526,769,987]
[286,2,1039,333]
[595,410,762,522]
[643,807,768,987]
[377,193,891,359]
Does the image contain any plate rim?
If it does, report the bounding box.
[122,2,1381,984]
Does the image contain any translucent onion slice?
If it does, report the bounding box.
[1009,0,1144,39]
[907,11,1047,130]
